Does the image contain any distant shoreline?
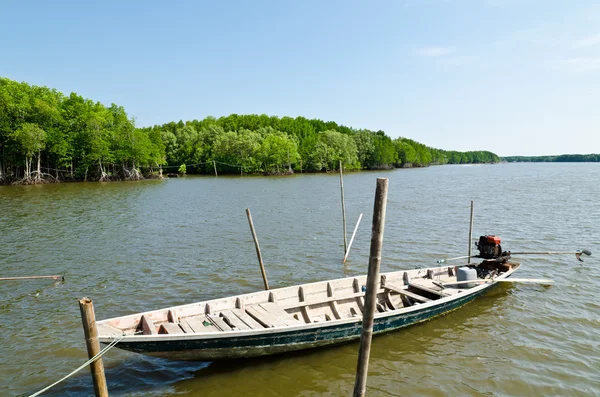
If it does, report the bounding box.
[501,154,599,163]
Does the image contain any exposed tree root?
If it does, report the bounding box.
[122,164,144,181]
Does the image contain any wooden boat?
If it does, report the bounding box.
[97,259,519,361]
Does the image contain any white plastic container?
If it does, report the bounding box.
[456,267,478,288]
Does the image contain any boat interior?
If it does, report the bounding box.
[97,261,518,337]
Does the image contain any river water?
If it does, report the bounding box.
[1,163,599,396]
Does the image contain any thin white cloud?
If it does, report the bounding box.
[416,46,455,57]
[573,33,600,49]
[559,57,600,73]
[439,55,476,65]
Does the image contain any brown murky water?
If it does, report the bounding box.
[1,163,599,396]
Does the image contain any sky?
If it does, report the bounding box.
[1,0,599,156]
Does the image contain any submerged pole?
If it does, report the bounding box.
[245,208,269,290]
[339,160,348,254]
[0,275,64,281]
[79,298,109,397]
[353,178,389,397]
[468,200,474,261]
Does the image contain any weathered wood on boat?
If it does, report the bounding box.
[245,305,277,328]
[96,260,521,361]
[159,323,184,334]
[408,281,450,297]
[230,308,263,329]
[183,316,217,333]
[140,315,158,335]
[327,283,342,320]
[220,310,251,330]
[384,283,431,303]
[260,302,299,326]
[179,320,194,333]
[208,314,233,331]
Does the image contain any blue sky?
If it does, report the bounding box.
[1,0,599,156]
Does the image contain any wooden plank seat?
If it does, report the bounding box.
[246,303,298,328]
[219,309,251,330]
[259,302,300,326]
[180,315,220,333]
[159,323,184,334]
[229,308,265,329]
[408,280,451,297]
[280,291,366,310]
[245,305,280,328]
[384,283,431,303]
[207,314,233,331]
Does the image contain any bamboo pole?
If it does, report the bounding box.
[443,278,554,286]
[468,200,474,261]
[0,275,64,281]
[79,298,109,397]
[245,208,269,290]
[213,160,218,177]
[353,178,389,397]
[342,213,363,264]
[339,160,347,254]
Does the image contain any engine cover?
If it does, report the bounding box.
[476,235,502,259]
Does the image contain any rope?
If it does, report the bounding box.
[28,335,123,397]
[161,161,210,169]
[214,160,242,168]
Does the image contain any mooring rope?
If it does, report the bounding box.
[28,335,124,397]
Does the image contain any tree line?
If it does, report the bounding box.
[0,77,163,184]
[502,154,600,163]
[144,116,500,175]
[0,77,499,184]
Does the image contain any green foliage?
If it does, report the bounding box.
[178,164,186,174]
[311,130,359,171]
[0,77,165,182]
[259,129,299,173]
[12,122,46,157]
[146,114,502,174]
[0,77,503,182]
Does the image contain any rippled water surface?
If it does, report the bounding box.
[1,163,599,396]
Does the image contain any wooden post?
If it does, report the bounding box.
[342,213,363,264]
[79,297,109,397]
[245,208,269,290]
[339,160,347,254]
[468,201,474,261]
[213,160,218,177]
[353,178,389,397]
[300,159,302,174]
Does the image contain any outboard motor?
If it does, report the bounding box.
[476,235,502,259]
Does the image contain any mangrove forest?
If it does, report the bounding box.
[0,77,500,184]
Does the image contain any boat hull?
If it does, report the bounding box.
[110,283,496,361]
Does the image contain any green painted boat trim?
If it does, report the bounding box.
[113,283,495,360]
